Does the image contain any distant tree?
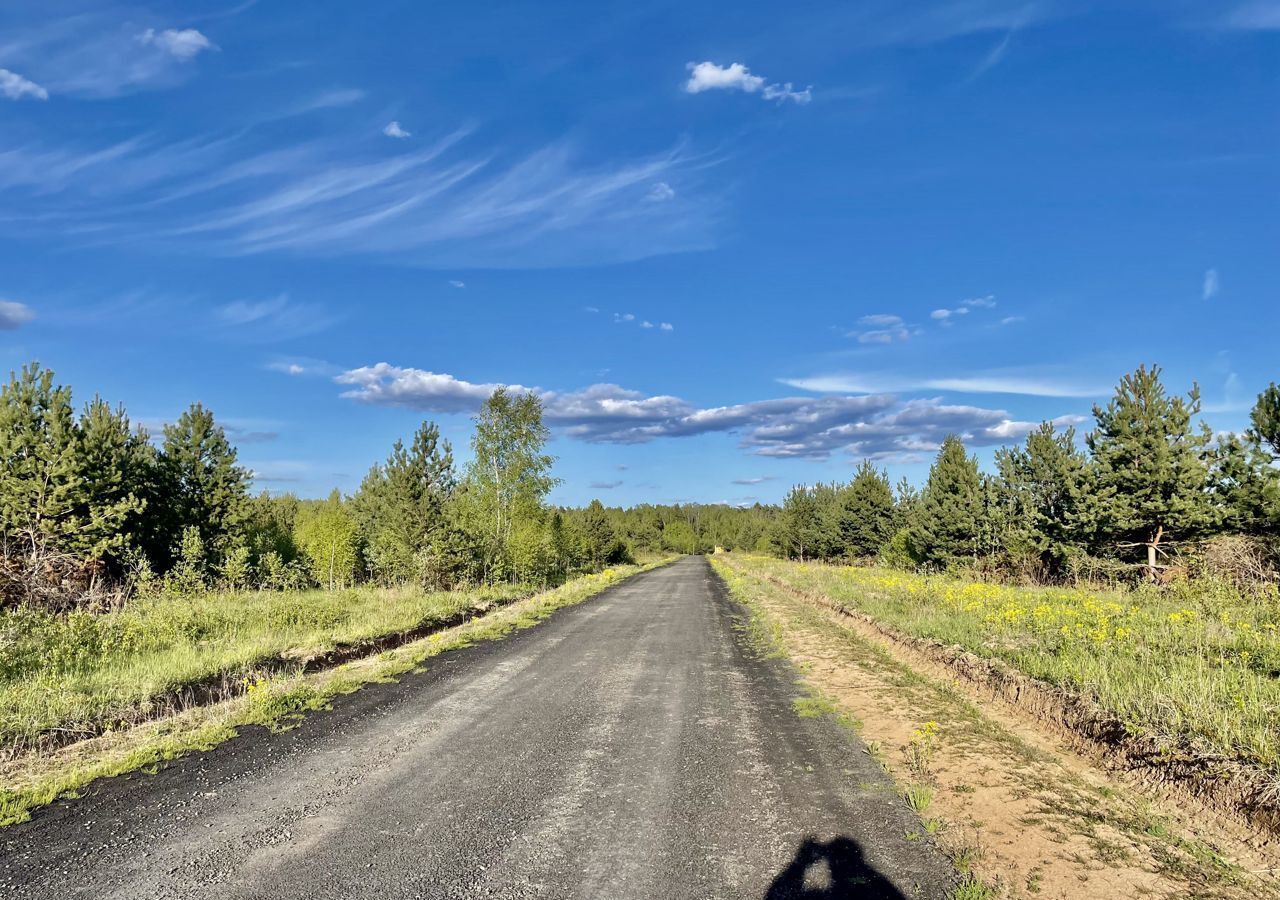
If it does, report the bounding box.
[1087,365,1214,573]
[995,422,1093,574]
[780,485,823,561]
[294,491,359,590]
[159,403,250,565]
[167,525,208,594]
[72,396,152,564]
[910,436,985,568]
[465,389,558,578]
[837,461,897,558]
[354,421,455,583]
[579,499,620,568]
[244,491,301,564]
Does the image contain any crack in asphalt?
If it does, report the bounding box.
[1,557,956,899]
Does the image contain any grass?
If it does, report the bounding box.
[0,580,534,757]
[0,561,667,826]
[724,555,1280,780]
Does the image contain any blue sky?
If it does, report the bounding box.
[1,0,1277,506]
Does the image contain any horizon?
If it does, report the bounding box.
[2,0,1276,506]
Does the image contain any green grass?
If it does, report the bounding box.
[724,555,1280,782]
[0,562,670,759]
[0,562,667,826]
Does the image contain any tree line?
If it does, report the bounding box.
[0,364,641,607]
[772,365,1280,582]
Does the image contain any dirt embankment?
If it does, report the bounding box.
[715,556,1280,900]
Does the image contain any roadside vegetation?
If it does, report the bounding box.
[0,563,654,826]
[727,555,1280,782]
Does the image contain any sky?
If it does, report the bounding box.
[0,0,1277,507]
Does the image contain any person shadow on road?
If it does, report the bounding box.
[764,836,907,900]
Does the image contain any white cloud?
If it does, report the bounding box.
[589,480,623,490]
[930,307,969,321]
[584,306,600,313]
[449,279,466,288]
[685,61,766,94]
[1203,268,1220,300]
[0,15,217,98]
[0,131,719,267]
[0,69,48,101]
[860,313,905,327]
[641,320,654,328]
[217,294,335,341]
[646,181,676,201]
[685,61,812,104]
[961,294,997,308]
[0,299,36,329]
[383,120,411,139]
[290,89,366,115]
[137,28,215,60]
[614,312,636,323]
[782,369,1108,398]
[762,83,812,104]
[335,363,1060,459]
[999,315,1024,325]
[660,322,674,331]
[732,476,776,485]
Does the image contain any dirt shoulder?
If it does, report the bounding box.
[712,555,1280,900]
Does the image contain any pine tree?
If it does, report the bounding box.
[837,461,897,558]
[780,485,822,561]
[158,403,251,565]
[1249,383,1280,460]
[910,435,984,568]
[1087,365,1214,572]
[1207,433,1279,534]
[71,397,150,564]
[0,364,85,561]
[580,499,619,568]
[354,421,455,583]
[995,422,1093,573]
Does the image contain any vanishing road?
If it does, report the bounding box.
[1,557,954,899]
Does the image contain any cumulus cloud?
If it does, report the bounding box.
[137,28,215,60]
[383,120,411,139]
[685,61,811,105]
[660,322,674,331]
[0,69,48,101]
[335,363,1055,460]
[685,61,766,94]
[449,279,466,288]
[848,314,912,344]
[1203,268,1220,300]
[0,300,36,329]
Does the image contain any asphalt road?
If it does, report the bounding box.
[1,557,954,899]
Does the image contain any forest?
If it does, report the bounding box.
[3,362,1279,614]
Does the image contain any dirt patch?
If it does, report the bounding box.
[714,558,1280,900]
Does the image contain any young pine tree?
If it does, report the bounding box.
[1087,365,1214,572]
[994,422,1093,574]
[354,421,456,583]
[158,403,251,566]
[837,461,897,558]
[910,435,985,569]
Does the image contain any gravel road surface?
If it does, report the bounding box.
[1,556,954,899]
